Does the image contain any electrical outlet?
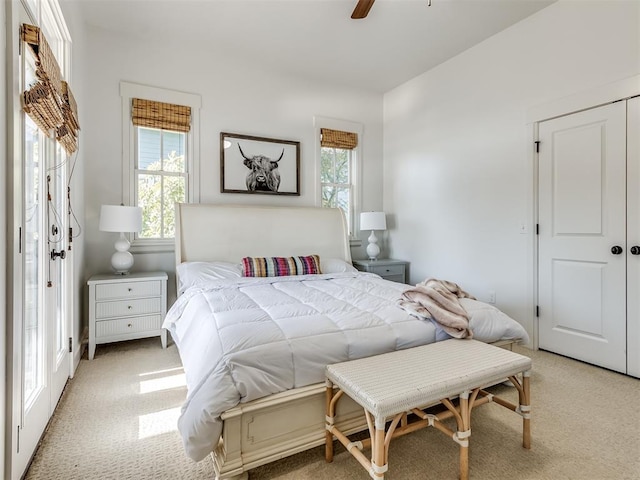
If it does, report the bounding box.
[488,291,496,304]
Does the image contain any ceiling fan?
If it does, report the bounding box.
[351,0,432,19]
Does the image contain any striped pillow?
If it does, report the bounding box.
[241,255,322,277]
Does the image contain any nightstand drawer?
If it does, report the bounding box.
[368,264,405,277]
[95,315,163,338]
[95,297,162,319]
[95,280,161,301]
[383,274,405,283]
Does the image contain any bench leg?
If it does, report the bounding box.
[508,371,532,450]
[458,391,471,480]
[372,426,386,479]
[522,371,531,449]
[442,391,473,480]
[325,381,334,463]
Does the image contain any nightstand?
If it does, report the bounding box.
[87,271,168,360]
[352,259,408,284]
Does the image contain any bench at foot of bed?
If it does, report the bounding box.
[325,339,532,480]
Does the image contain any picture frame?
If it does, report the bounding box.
[220,132,300,195]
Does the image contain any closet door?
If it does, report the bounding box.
[627,96,640,378]
[538,102,627,373]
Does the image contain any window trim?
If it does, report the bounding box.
[120,81,201,253]
[314,116,363,243]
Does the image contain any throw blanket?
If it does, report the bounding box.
[398,278,476,339]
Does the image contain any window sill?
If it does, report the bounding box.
[130,241,175,254]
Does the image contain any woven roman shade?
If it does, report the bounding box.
[132,98,191,132]
[21,24,65,136]
[320,128,358,150]
[56,80,81,154]
[21,24,80,153]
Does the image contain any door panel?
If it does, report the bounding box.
[9,5,71,478]
[552,123,604,234]
[628,96,640,378]
[538,101,627,373]
[550,260,605,338]
[49,142,70,401]
[13,57,52,480]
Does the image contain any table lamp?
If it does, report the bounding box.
[99,204,143,274]
[360,211,386,260]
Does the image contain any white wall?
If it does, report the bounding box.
[78,25,383,305]
[383,0,640,344]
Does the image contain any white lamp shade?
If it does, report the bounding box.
[360,211,386,231]
[99,205,143,233]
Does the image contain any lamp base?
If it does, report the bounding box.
[111,232,134,274]
[366,230,381,261]
[111,251,134,275]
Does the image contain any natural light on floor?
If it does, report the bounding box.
[138,407,182,440]
[139,373,186,394]
[138,367,186,394]
[137,367,187,440]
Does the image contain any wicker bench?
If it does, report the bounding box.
[325,339,532,480]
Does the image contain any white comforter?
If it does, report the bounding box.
[163,272,528,461]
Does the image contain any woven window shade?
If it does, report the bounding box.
[320,128,358,150]
[132,98,191,132]
[56,81,81,154]
[22,82,65,135]
[20,24,65,136]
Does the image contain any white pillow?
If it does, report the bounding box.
[459,298,530,344]
[176,261,242,294]
[320,258,358,274]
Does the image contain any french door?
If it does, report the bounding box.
[9,2,71,477]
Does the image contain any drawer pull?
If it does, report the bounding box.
[128,288,132,292]
[127,323,132,328]
[127,305,132,310]
[386,269,390,272]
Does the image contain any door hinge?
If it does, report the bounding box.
[69,337,72,353]
[536,224,539,235]
[534,141,540,153]
[536,306,540,317]
[18,227,22,253]
[16,425,20,453]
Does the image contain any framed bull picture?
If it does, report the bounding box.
[220,132,300,196]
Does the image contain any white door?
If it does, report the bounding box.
[10,5,71,477]
[12,110,53,479]
[48,142,71,401]
[538,101,627,373]
[627,96,640,378]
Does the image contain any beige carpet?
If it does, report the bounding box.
[25,338,639,480]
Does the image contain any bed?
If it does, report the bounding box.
[164,203,529,480]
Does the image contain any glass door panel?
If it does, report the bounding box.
[23,113,43,410]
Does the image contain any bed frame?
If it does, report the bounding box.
[174,203,515,480]
[175,203,365,480]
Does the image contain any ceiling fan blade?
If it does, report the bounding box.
[351,0,375,19]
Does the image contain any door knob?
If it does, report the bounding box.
[631,246,640,255]
[50,249,66,260]
[611,246,623,255]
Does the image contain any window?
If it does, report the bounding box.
[120,82,201,251]
[316,120,362,238]
[321,145,354,232]
[135,127,186,239]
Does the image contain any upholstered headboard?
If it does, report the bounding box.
[175,203,352,266]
